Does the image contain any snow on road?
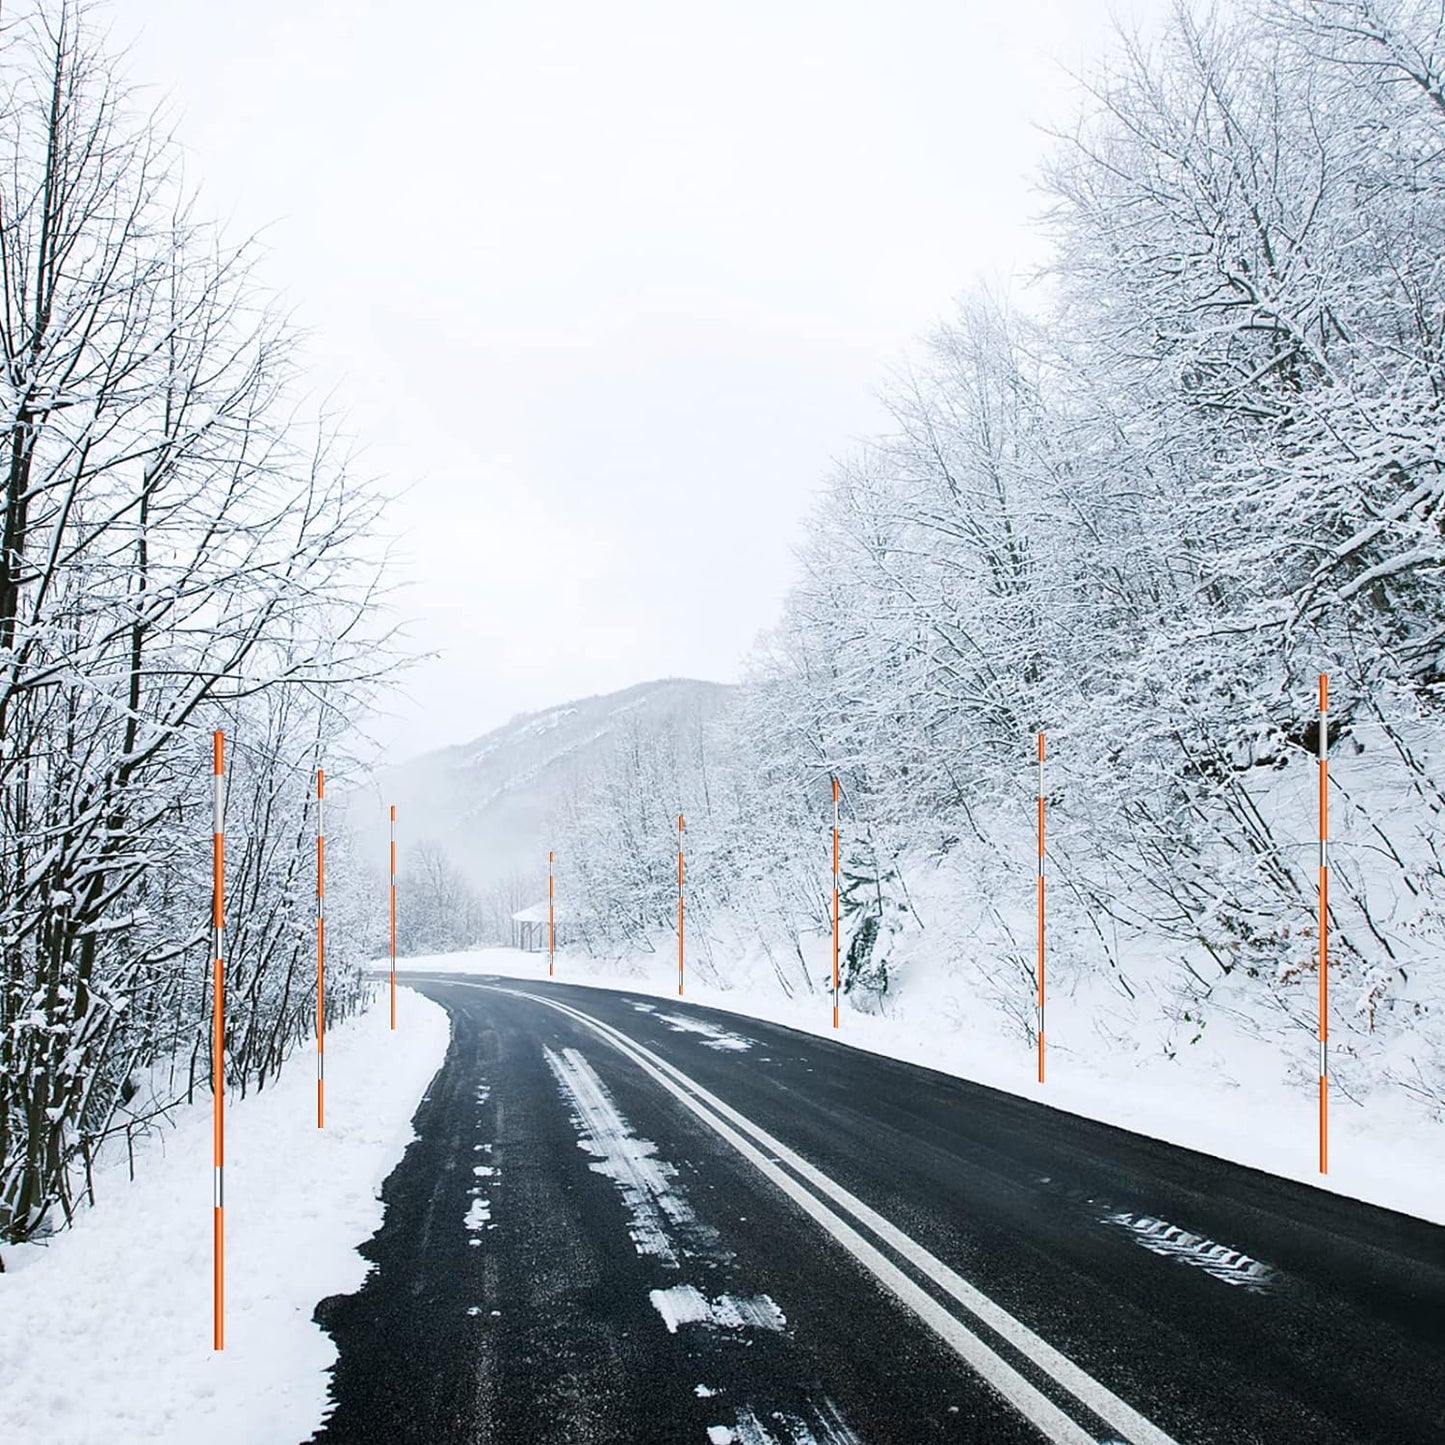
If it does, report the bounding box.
[1101,1210,1277,1293]
[707,1401,862,1445]
[542,1043,698,1266]
[0,987,450,1445]
[649,1282,787,1334]
[654,1011,754,1052]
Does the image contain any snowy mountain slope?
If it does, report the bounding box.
[343,679,734,899]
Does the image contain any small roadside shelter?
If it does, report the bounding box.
[510,900,563,952]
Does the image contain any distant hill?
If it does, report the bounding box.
[344,679,734,903]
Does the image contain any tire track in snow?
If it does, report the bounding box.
[1033,1175,1280,1294]
[1102,1211,1277,1292]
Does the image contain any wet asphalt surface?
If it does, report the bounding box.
[305,975,1445,1445]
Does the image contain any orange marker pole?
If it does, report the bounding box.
[677,814,685,997]
[1318,675,1329,1174]
[212,730,226,1351]
[832,777,841,1029]
[389,804,397,1030]
[548,849,555,977]
[316,768,325,1129]
[1037,732,1046,1085]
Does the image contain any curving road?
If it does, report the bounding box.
[306,975,1445,1445]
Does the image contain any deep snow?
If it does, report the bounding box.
[0,988,450,1445]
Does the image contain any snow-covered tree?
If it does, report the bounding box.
[0,1,399,1243]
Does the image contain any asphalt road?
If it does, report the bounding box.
[307,975,1445,1445]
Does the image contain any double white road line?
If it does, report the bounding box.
[470,983,1178,1445]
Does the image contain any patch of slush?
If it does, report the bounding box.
[656,1012,753,1052]
[1103,1210,1277,1291]
[648,1283,786,1334]
[464,1197,492,1230]
[543,1045,696,1265]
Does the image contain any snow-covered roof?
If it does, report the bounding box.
[511,900,561,924]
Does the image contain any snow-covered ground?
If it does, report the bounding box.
[397,944,1445,1228]
[0,988,450,1445]
[4,940,1427,1445]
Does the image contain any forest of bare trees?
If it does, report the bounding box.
[0,2,397,1244]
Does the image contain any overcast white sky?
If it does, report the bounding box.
[115,0,1164,760]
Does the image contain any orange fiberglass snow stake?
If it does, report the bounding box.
[212,730,226,1352]
[316,768,325,1129]
[677,814,685,997]
[548,849,556,976]
[832,777,841,1030]
[1319,674,1329,1174]
[1037,732,1046,1086]
[390,805,398,1030]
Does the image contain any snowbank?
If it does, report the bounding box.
[0,988,450,1445]
[396,945,1445,1227]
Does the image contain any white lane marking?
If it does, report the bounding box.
[508,988,1180,1445]
[656,1012,754,1052]
[523,998,1100,1445]
[464,1197,491,1229]
[649,1283,787,1334]
[542,1044,696,1266]
[1104,1212,1276,1292]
